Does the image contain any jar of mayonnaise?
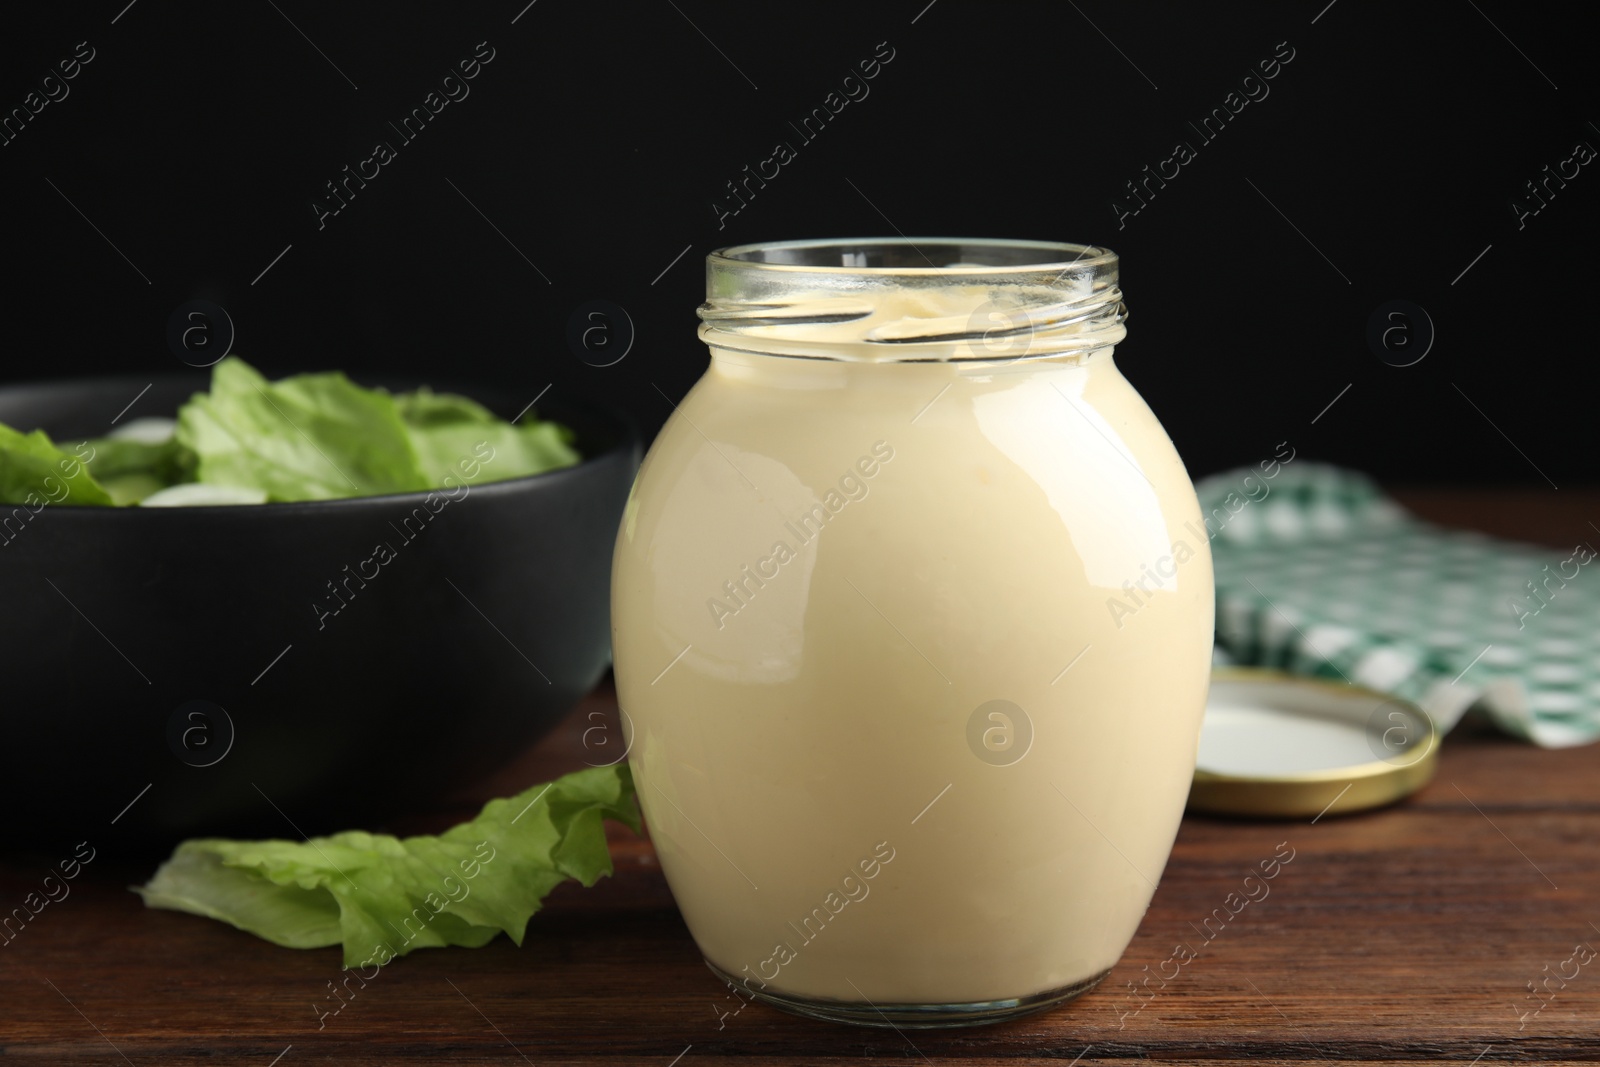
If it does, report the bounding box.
[612,238,1213,1027]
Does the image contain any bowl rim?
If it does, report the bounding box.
[0,372,640,514]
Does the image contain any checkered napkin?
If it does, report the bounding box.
[1197,463,1599,748]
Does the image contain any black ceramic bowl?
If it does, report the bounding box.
[0,375,637,853]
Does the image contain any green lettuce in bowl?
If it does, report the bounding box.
[0,357,580,506]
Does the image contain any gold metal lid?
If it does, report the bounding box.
[1188,667,1439,819]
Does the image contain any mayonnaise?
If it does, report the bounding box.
[613,240,1212,1022]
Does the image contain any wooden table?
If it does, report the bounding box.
[4,489,1598,1064]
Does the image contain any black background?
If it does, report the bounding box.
[1,1,1592,486]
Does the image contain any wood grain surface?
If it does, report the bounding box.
[3,488,1597,1065]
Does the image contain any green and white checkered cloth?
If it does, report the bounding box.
[1197,463,1599,748]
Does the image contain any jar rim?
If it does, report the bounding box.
[711,237,1117,276]
[701,237,1126,362]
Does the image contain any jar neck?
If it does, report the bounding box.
[698,238,1126,364]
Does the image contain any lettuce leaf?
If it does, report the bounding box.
[394,386,500,428]
[0,424,114,506]
[396,386,582,487]
[136,764,640,968]
[406,419,582,489]
[175,357,430,502]
[139,483,269,506]
[75,434,196,505]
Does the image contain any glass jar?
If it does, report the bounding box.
[612,238,1213,1027]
